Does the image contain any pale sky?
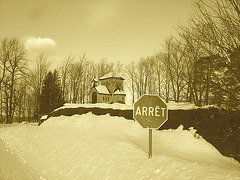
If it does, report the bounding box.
[0,0,194,65]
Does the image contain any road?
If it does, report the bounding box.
[0,137,39,180]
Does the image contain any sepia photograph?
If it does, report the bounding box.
[0,0,240,179]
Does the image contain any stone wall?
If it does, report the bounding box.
[48,107,133,120]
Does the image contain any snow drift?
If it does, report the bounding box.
[0,113,240,179]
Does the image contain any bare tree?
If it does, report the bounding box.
[153,53,163,98]
[161,37,174,103]
[0,38,9,122]
[68,54,89,103]
[165,38,188,102]
[59,54,74,102]
[96,58,114,79]
[125,61,136,104]
[178,0,240,107]
[28,53,50,120]
[1,38,27,123]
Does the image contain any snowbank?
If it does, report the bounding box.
[0,113,239,179]
[167,101,198,110]
[55,103,133,111]
[48,102,240,162]
[55,101,217,112]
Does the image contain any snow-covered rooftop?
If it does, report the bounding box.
[113,89,126,95]
[93,78,98,82]
[40,115,48,120]
[95,85,110,94]
[99,72,124,80]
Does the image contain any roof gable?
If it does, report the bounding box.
[95,85,111,94]
[113,89,126,95]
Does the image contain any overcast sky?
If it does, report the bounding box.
[0,0,194,65]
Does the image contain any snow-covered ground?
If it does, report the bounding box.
[0,113,240,180]
[54,102,133,111]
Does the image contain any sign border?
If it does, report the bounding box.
[133,94,168,129]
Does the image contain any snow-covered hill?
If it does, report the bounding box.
[0,113,239,179]
[55,101,200,111]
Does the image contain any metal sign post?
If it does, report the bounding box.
[149,128,152,159]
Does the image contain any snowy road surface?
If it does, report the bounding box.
[0,133,39,180]
[0,113,240,179]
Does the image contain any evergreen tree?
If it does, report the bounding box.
[39,70,64,115]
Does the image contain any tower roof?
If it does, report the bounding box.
[99,72,124,80]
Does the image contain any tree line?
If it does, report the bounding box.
[0,0,239,123]
[0,42,123,123]
[126,0,240,109]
